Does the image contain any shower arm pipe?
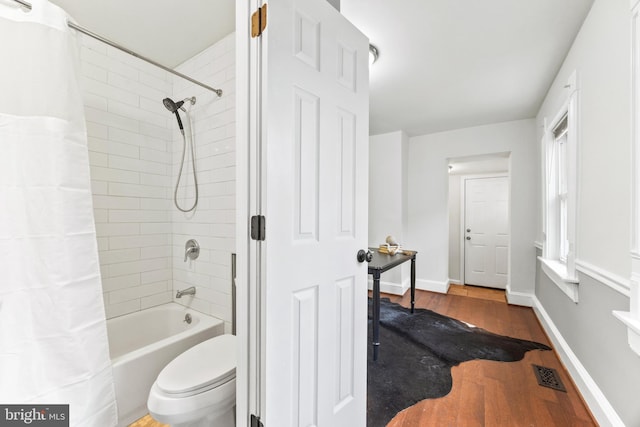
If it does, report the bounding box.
[11,0,223,98]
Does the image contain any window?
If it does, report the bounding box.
[550,114,568,262]
[540,71,579,302]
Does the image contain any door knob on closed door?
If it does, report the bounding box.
[467,228,471,232]
[466,236,471,240]
[357,249,373,263]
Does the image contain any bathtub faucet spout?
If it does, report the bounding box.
[176,286,196,298]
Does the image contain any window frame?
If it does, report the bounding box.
[540,71,580,302]
[553,115,569,263]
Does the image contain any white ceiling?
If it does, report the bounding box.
[48,0,594,137]
[341,0,595,136]
[49,0,235,69]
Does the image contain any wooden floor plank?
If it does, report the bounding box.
[128,414,168,427]
[454,364,485,427]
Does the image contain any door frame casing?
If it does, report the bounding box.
[459,173,510,287]
[236,0,264,426]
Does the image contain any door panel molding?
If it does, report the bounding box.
[460,173,509,289]
[253,0,369,425]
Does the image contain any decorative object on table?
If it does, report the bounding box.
[379,234,402,255]
[366,298,551,427]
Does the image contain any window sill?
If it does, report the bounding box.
[612,311,640,356]
[538,257,579,303]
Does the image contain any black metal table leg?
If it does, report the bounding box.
[373,271,381,361]
[367,249,418,359]
[410,256,416,313]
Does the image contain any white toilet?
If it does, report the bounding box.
[147,334,236,427]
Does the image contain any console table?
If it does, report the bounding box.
[368,248,417,361]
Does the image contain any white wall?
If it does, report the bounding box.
[81,35,174,319]
[369,131,407,246]
[407,119,537,297]
[81,32,236,325]
[536,0,630,279]
[533,0,639,425]
[368,131,410,291]
[171,33,236,332]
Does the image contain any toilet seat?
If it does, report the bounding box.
[156,334,236,397]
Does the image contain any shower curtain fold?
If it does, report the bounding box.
[0,0,117,426]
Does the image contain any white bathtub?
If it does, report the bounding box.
[107,303,224,427]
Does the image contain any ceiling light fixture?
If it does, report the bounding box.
[369,44,379,65]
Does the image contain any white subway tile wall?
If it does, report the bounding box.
[172,33,236,333]
[80,32,236,328]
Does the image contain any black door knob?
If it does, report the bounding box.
[357,249,373,263]
[466,236,471,240]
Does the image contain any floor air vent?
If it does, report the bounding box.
[532,364,566,392]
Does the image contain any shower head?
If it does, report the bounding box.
[163,97,196,134]
[163,97,184,113]
[163,97,185,133]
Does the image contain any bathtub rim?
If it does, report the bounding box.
[108,302,224,365]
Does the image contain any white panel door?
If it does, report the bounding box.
[255,0,369,426]
[464,177,509,289]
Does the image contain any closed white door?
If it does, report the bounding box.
[464,177,509,289]
[251,0,369,426]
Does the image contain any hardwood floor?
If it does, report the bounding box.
[447,283,507,303]
[131,285,597,427]
[129,414,167,427]
[383,286,597,427]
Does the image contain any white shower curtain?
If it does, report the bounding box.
[0,1,117,425]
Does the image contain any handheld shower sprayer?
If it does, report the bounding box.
[162,96,199,213]
[162,97,184,112]
[162,97,195,134]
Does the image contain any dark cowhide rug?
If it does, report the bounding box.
[367,298,551,427]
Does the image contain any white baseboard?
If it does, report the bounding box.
[505,286,534,307]
[367,278,410,296]
[449,279,462,285]
[532,297,625,427]
[416,278,449,294]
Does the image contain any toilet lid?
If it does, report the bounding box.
[157,334,236,395]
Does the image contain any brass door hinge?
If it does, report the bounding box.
[251,4,267,38]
